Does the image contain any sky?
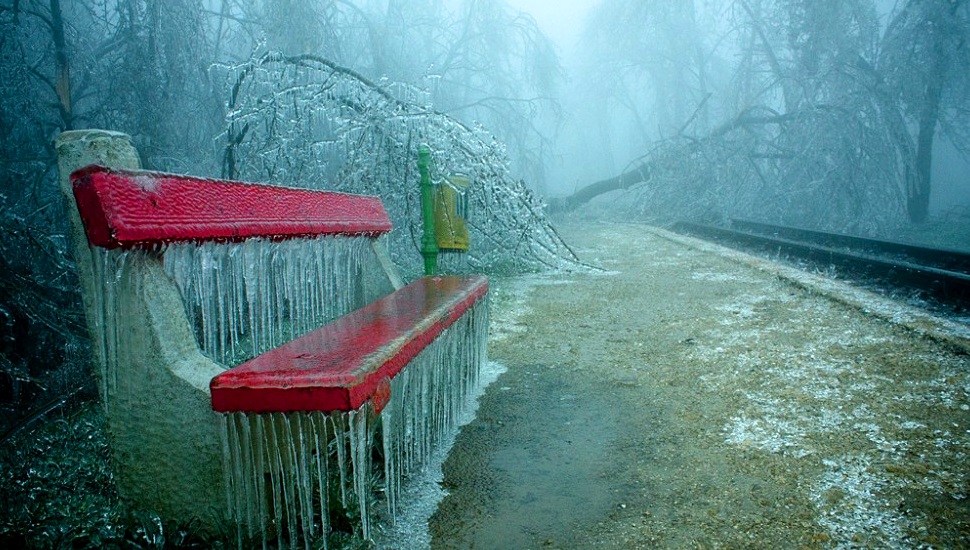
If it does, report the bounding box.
[502,0,602,53]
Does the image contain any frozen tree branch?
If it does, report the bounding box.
[221,50,580,276]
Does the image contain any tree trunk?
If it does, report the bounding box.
[49,0,72,130]
[908,1,953,224]
[910,77,941,223]
[548,105,814,213]
[547,164,651,212]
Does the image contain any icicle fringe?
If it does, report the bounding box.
[163,236,367,366]
[220,298,488,549]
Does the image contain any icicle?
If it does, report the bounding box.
[332,414,349,509]
[162,236,367,366]
[90,247,153,411]
[348,409,372,540]
[309,412,329,546]
[221,409,380,549]
[379,296,490,521]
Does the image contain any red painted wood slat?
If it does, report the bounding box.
[210,275,488,414]
[71,165,392,248]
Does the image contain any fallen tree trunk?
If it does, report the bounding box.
[546,105,850,214]
[547,163,651,212]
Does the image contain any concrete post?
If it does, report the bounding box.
[55,130,228,529]
[55,130,140,375]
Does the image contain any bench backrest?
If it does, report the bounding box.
[72,165,392,247]
[72,165,402,367]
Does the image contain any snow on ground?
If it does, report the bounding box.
[652,227,970,547]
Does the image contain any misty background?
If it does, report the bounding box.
[537,0,970,225]
[1,0,969,462]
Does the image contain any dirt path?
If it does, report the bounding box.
[429,222,970,549]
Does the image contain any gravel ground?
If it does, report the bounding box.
[430,221,970,549]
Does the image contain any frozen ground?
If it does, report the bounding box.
[430,221,969,548]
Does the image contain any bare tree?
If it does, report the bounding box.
[566,0,970,233]
[582,0,717,138]
[0,0,218,436]
[409,0,563,193]
[879,0,970,223]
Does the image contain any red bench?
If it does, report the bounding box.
[68,162,489,543]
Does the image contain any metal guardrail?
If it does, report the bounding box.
[671,220,970,311]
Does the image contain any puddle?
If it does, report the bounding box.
[432,365,620,548]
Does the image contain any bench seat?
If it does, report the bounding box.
[210,274,488,414]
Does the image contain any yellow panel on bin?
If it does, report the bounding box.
[434,176,470,252]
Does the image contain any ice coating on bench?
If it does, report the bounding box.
[90,237,374,405]
[221,298,489,544]
[213,275,489,543]
[163,237,369,366]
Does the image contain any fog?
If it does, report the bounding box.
[4,0,969,233]
[532,1,970,227]
[2,1,970,545]
[503,0,599,53]
[506,1,969,234]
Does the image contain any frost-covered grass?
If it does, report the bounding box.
[0,402,232,549]
[431,222,969,548]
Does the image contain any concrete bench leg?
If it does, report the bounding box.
[56,130,228,529]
